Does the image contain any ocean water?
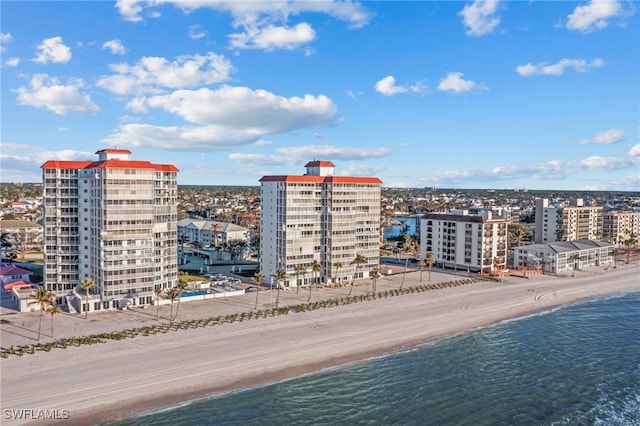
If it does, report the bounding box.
[112,292,640,426]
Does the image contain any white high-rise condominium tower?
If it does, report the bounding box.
[41,149,179,311]
[259,161,382,288]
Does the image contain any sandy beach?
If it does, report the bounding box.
[1,263,639,426]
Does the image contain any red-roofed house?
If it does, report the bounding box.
[260,161,382,287]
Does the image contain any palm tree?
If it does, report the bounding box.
[210,222,222,260]
[538,258,550,274]
[154,287,163,321]
[294,264,305,294]
[174,275,189,320]
[349,254,367,296]
[46,304,62,339]
[623,234,638,264]
[274,269,286,309]
[610,248,620,268]
[251,272,264,309]
[29,287,55,341]
[165,287,180,323]
[418,258,426,282]
[333,261,343,288]
[178,235,188,265]
[80,278,95,319]
[399,218,408,235]
[309,260,321,302]
[399,235,415,289]
[557,228,569,242]
[569,252,581,277]
[508,224,530,247]
[426,251,435,281]
[370,266,381,295]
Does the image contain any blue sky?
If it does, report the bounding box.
[1,0,638,190]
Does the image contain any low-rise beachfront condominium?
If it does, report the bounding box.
[603,210,640,245]
[513,240,614,274]
[419,210,508,273]
[260,161,382,288]
[41,149,179,311]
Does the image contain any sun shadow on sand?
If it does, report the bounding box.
[0,318,40,342]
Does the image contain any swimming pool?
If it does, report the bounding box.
[181,290,208,298]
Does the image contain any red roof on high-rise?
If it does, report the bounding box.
[95,149,132,154]
[41,160,93,170]
[88,160,179,172]
[41,159,178,172]
[305,160,336,168]
[259,175,382,184]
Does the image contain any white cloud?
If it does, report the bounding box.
[34,149,94,163]
[276,144,391,161]
[579,128,625,145]
[437,72,479,93]
[0,142,33,151]
[115,0,144,22]
[409,81,428,95]
[459,0,501,36]
[104,86,338,151]
[14,74,100,115]
[142,85,337,131]
[118,1,372,28]
[423,154,639,187]
[229,23,316,51]
[0,146,93,182]
[228,153,293,166]
[340,163,385,176]
[629,144,640,157]
[97,53,234,95]
[6,57,20,67]
[516,58,604,76]
[605,173,640,190]
[228,144,391,167]
[375,76,408,96]
[102,39,126,55]
[566,0,625,33]
[116,1,372,51]
[103,123,261,150]
[125,96,148,113]
[1,32,12,52]
[188,25,207,40]
[33,36,72,64]
[374,76,425,97]
[288,1,373,29]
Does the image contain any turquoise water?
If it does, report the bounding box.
[111,292,640,426]
[383,216,418,239]
[180,290,207,298]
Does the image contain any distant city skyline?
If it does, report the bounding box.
[1,1,638,190]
